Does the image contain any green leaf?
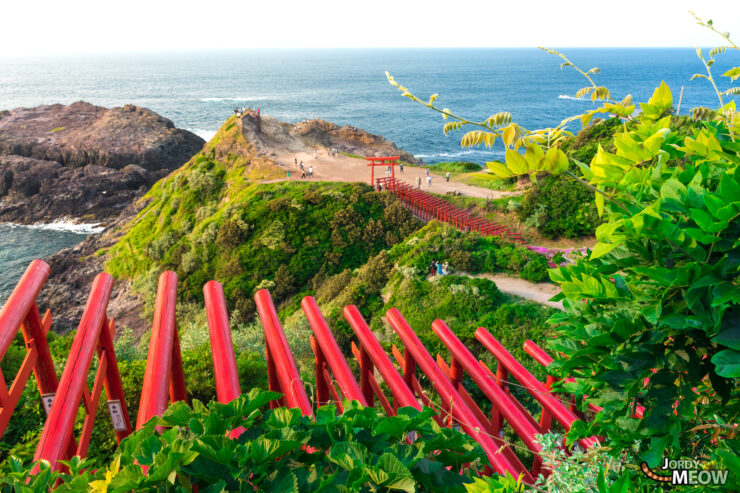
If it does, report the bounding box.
[485,160,514,178]
[660,178,687,201]
[590,242,618,259]
[713,328,740,350]
[504,148,528,175]
[328,442,368,471]
[647,81,673,113]
[712,349,740,378]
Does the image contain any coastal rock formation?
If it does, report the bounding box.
[240,112,421,164]
[0,102,204,171]
[0,102,204,224]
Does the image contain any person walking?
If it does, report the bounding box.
[301,169,306,179]
[416,176,421,189]
[427,175,432,186]
[309,165,313,178]
[445,171,450,182]
[399,163,404,173]
[425,168,430,177]
[300,161,304,171]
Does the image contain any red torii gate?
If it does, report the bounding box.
[366,156,399,186]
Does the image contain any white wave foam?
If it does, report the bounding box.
[558,94,588,101]
[199,96,278,103]
[414,150,483,159]
[191,128,217,141]
[5,220,106,234]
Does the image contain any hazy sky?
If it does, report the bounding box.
[2,0,739,56]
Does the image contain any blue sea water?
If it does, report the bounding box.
[0,48,738,300]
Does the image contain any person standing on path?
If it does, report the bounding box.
[301,169,306,179]
[300,161,304,171]
[416,176,421,189]
[309,166,313,178]
[425,168,430,177]
[399,163,403,173]
[427,175,432,186]
[446,172,450,182]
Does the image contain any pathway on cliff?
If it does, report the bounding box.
[269,149,520,200]
[461,272,563,310]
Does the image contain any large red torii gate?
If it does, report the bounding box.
[366,156,400,186]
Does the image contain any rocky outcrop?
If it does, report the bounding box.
[0,102,204,224]
[239,113,421,164]
[0,102,204,171]
[0,155,160,224]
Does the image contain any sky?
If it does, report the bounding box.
[1,0,739,56]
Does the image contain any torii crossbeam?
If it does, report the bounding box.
[366,156,400,186]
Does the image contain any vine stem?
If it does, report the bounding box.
[563,170,630,214]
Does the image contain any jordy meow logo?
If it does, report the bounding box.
[641,458,729,486]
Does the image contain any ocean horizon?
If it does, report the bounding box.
[1,47,738,299]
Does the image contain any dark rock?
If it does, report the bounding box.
[0,102,205,224]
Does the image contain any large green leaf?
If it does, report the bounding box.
[712,349,740,378]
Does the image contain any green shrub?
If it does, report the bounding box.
[519,174,600,238]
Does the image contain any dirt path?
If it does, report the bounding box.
[463,272,563,310]
[267,148,520,200]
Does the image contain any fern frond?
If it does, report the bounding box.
[576,87,593,99]
[443,121,463,135]
[484,112,512,128]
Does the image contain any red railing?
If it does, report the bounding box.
[476,328,599,450]
[377,176,526,244]
[255,289,313,416]
[1,260,615,485]
[523,340,644,420]
[302,296,367,410]
[136,271,187,430]
[33,272,131,472]
[204,281,245,438]
[344,305,420,413]
[0,260,58,439]
[431,319,547,477]
[386,308,533,482]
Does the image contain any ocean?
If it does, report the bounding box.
[0,48,738,299]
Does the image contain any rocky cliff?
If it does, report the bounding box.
[0,102,204,224]
[240,112,421,164]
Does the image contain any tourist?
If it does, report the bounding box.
[446,172,450,182]
[399,163,404,173]
[425,168,430,177]
[301,169,306,179]
[416,176,421,189]
[287,171,291,179]
[314,149,318,159]
[443,261,449,274]
[430,261,437,276]
[427,175,432,186]
[437,262,444,276]
[300,161,304,170]
[295,157,298,166]
[309,166,313,178]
